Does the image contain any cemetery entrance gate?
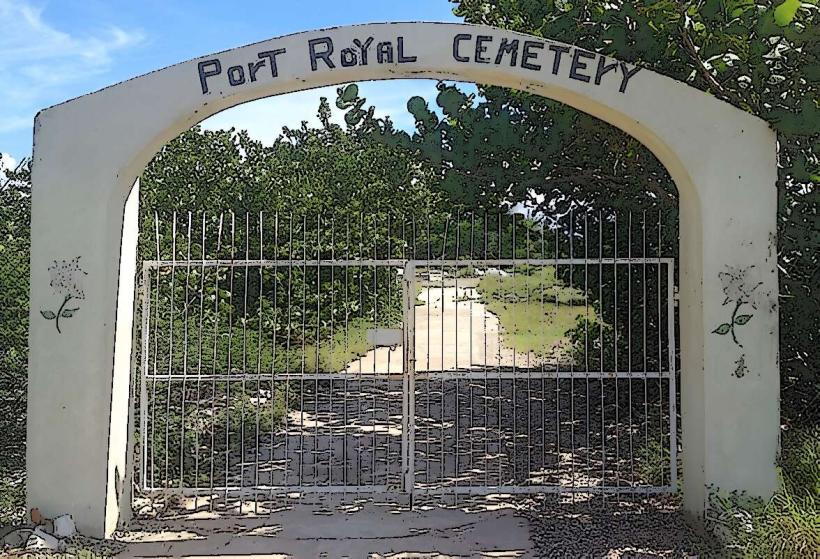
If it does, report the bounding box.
[134,210,677,508]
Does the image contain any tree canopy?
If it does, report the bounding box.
[333,0,818,424]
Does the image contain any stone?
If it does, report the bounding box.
[1,527,33,550]
[53,513,77,538]
[25,527,64,552]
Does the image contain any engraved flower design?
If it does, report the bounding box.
[713,264,763,348]
[41,256,87,333]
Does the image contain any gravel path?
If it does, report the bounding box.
[521,497,722,558]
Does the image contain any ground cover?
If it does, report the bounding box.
[477,266,591,358]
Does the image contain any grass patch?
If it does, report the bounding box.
[0,475,25,525]
[780,424,820,497]
[303,317,378,372]
[707,425,820,558]
[477,266,591,356]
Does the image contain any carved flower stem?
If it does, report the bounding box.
[55,295,72,334]
[730,299,743,348]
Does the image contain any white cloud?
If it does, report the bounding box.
[0,152,17,172]
[201,80,473,143]
[0,0,144,135]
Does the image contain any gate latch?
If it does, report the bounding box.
[367,328,403,348]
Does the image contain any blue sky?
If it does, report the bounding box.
[0,0,468,166]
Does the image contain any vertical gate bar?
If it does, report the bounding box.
[657,210,664,486]
[540,219,546,490]
[343,216,350,491]
[402,260,409,491]
[386,213,392,489]
[424,211,433,486]
[468,212,475,486]
[497,213,502,486]
[403,260,417,497]
[283,214,294,489]
[329,217,336,488]
[150,211,162,489]
[164,213,177,490]
[224,212,236,506]
[584,211,591,487]
[454,209,460,497]
[628,212,635,488]
[370,213,379,485]
[401,214,408,492]
[642,210,649,485]
[554,216,561,497]
[613,211,620,496]
[510,213,517,487]
[599,211,606,491]
[239,213,250,509]
[400,217,407,493]
[299,214,307,489]
[314,215,321,488]
[193,213,207,506]
[179,212,192,490]
[254,212,264,510]
[668,253,678,489]
[569,210,576,498]
[525,217,532,486]
[208,214,224,509]
[357,212,364,490]
[411,216,418,497]
[139,265,151,491]
[484,212,489,490]
[408,260,416,501]
[270,212,278,498]
[439,215,448,489]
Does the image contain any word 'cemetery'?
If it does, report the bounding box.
[198,33,641,95]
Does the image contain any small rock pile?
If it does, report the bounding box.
[0,508,124,556]
[1,508,76,553]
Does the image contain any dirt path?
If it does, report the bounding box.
[345,285,542,374]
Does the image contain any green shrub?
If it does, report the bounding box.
[477,266,590,356]
[780,425,820,498]
[0,476,25,525]
[707,425,819,558]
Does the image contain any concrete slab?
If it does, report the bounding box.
[117,500,536,558]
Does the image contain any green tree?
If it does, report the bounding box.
[338,0,818,424]
[0,157,31,523]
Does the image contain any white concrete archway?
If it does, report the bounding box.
[27,22,779,538]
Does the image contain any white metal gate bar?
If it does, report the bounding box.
[133,210,678,509]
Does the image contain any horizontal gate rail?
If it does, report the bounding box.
[143,257,675,268]
[144,370,673,381]
[413,485,676,495]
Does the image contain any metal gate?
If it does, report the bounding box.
[133,211,677,506]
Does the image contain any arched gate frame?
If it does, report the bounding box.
[27,22,779,538]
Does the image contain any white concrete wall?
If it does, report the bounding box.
[26,22,779,537]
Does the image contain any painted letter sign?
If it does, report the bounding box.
[197,32,640,96]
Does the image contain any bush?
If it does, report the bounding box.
[780,425,820,498]
[706,425,820,558]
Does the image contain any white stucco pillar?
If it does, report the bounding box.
[27,115,140,536]
[26,22,779,537]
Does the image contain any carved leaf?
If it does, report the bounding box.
[734,314,753,325]
[712,323,732,335]
[40,310,56,320]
